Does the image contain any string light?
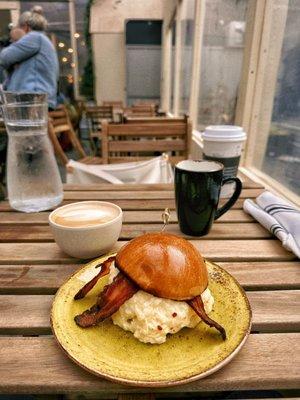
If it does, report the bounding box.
[58,42,65,48]
[67,74,73,83]
[62,57,67,63]
[74,33,80,38]
[68,48,73,53]
[71,63,75,68]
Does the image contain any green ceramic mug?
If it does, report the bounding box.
[175,160,242,236]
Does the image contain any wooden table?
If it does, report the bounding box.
[0,179,299,398]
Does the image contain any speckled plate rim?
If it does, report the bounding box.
[50,255,252,388]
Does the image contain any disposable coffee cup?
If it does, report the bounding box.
[202,125,247,197]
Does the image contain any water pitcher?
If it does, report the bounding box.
[2,99,63,212]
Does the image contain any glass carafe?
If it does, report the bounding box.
[2,100,63,212]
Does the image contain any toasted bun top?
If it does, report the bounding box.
[115,232,208,300]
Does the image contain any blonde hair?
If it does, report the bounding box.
[19,6,48,31]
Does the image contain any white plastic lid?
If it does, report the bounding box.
[202,125,247,142]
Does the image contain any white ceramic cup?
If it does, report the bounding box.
[49,201,122,259]
[202,125,247,197]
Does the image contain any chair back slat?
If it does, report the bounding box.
[124,104,156,117]
[51,117,69,127]
[86,106,113,120]
[107,124,187,136]
[102,101,123,108]
[124,116,186,124]
[109,155,186,164]
[48,110,65,118]
[109,139,186,152]
[53,124,71,134]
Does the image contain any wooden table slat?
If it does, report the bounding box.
[0,240,296,265]
[63,179,264,191]
[0,223,272,242]
[64,184,176,191]
[0,198,250,211]
[0,261,299,294]
[0,334,298,393]
[0,291,299,334]
[0,209,255,224]
[62,188,264,201]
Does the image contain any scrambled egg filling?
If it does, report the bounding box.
[108,266,214,344]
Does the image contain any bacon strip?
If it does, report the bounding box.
[74,256,115,300]
[188,295,226,340]
[74,272,138,328]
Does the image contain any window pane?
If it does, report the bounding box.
[125,20,162,105]
[197,0,248,129]
[259,0,300,195]
[179,0,195,115]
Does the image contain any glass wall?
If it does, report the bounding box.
[258,0,300,195]
[197,0,248,129]
[179,0,195,116]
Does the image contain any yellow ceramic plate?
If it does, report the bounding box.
[51,255,252,387]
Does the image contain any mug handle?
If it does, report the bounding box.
[214,177,242,220]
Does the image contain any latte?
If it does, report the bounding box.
[51,202,119,228]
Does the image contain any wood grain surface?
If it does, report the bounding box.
[0,291,299,334]
[0,198,250,211]
[0,223,272,242]
[0,261,299,294]
[0,181,299,395]
[0,334,298,393]
[0,209,255,224]
[0,239,296,265]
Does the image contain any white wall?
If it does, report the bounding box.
[92,33,126,104]
[90,0,175,104]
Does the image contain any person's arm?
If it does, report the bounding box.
[10,28,26,43]
[0,33,40,69]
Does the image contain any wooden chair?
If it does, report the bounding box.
[85,105,113,153]
[48,105,103,166]
[86,105,113,134]
[101,118,192,165]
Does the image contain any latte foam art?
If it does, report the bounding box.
[52,203,118,228]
